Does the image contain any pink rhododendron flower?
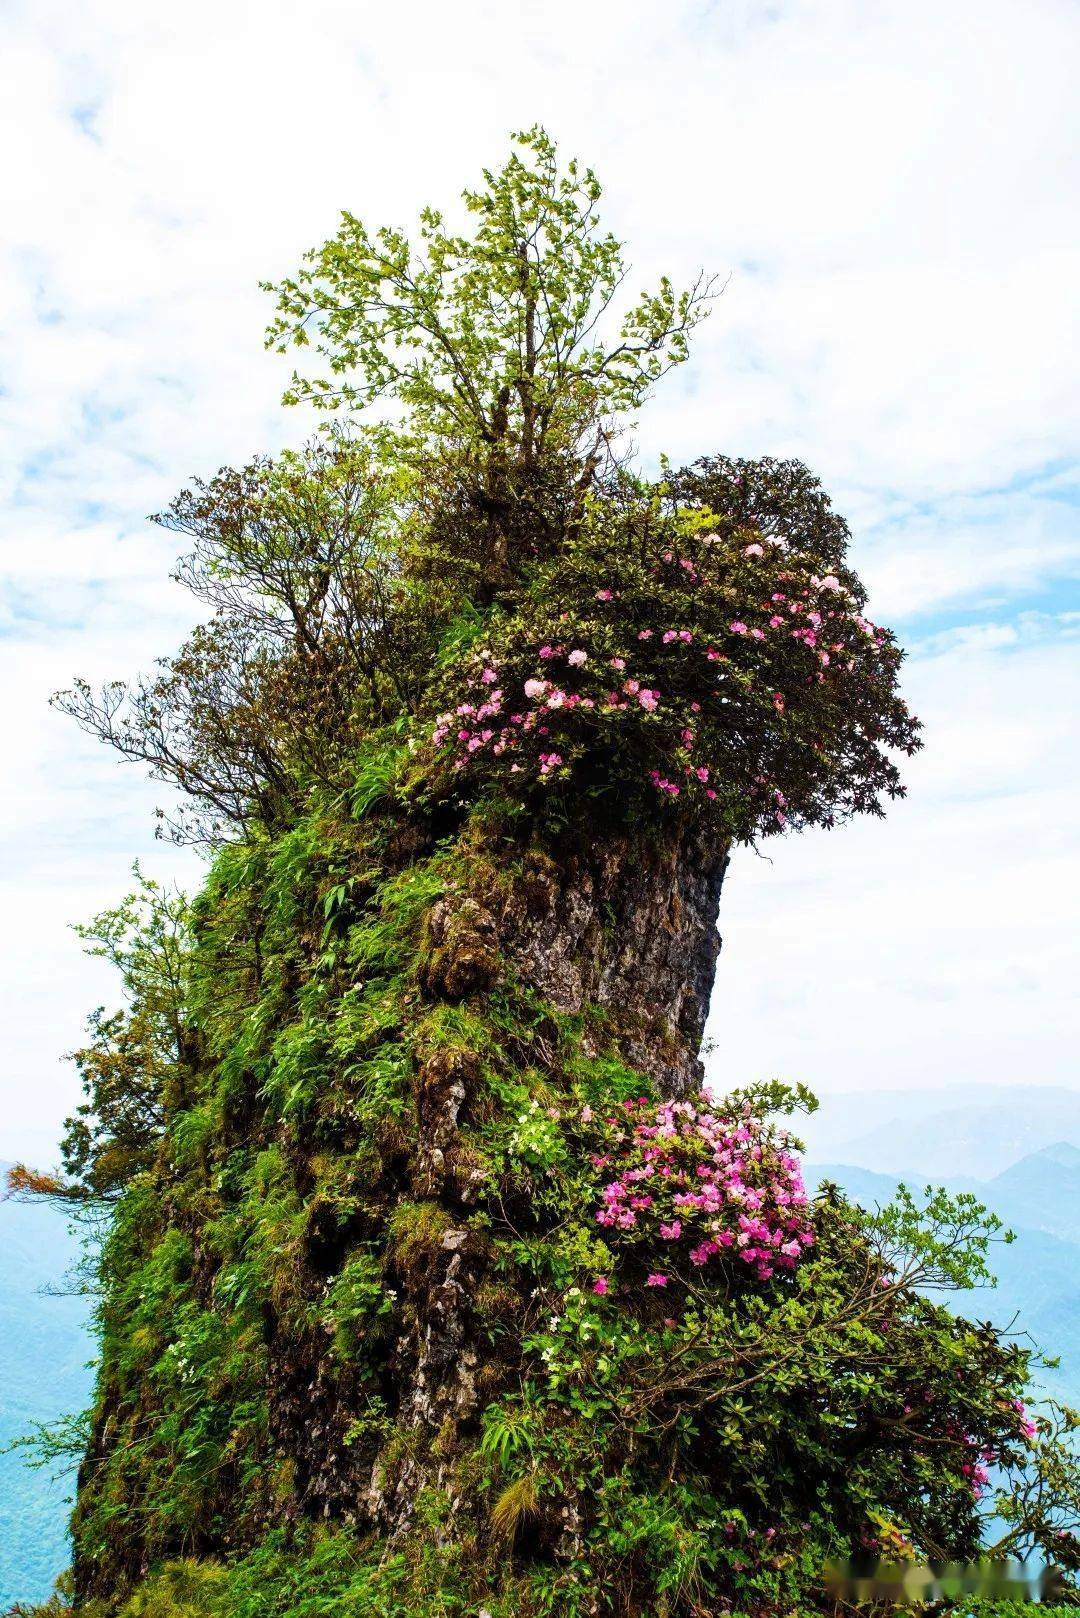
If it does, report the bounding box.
[592,1276,609,1295]
[567,648,588,667]
[591,1093,813,1286]
[523,678,547,700]
[744,543,764,557]
[645,1273,669,1287]
[596,588,613,601]
[637,688,659,711]
[729,621,748,635]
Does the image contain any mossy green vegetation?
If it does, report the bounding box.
[10,130,1078,1616]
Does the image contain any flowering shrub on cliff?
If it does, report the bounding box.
[427,470,920,839]
[587,1092,813,1284]
[31,129,1080,1618]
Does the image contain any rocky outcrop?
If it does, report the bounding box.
[501,822,729,1095]
[360,817,729,1540]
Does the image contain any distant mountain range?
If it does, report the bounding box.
[796,1085,1080,1409]
[799,1084,1080,1182]
[806,1138,1080,1409]
[2,1087,1079,1604]
[0,1166,93,1611]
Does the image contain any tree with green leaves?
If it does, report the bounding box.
[265,126,714,580]
[15,129,1078,1618]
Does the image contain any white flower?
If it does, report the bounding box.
[567,648,588,667]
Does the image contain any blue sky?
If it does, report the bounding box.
[1,0,1078,1162]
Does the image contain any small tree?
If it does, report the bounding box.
[265,125,716,578]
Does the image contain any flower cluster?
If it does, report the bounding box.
[586,1092,814,1285]
[426,494,920,841]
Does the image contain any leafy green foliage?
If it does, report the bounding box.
[424,468,919,837]
[265,126,713,478]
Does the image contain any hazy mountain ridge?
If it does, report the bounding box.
[800,1085,1080,1403]
[0,1164,94,1610]
[799,1085,1080,1181]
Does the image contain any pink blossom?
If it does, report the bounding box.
[729,621,748,635]
[592,1276,609,1295]
[523,678,547,700]
[596,589,613,601]
[744,543,764,558]
[567,649,588,667]
[645,1273,669,1288]
[637,688,660,712]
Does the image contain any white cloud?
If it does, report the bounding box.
[1,0,1078,1159]
[706,624,1080,1097]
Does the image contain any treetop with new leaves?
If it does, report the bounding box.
[264,125,716,468]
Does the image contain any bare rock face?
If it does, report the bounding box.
[500,821,730,1095]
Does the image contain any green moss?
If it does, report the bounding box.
[387,1200,455,1274]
